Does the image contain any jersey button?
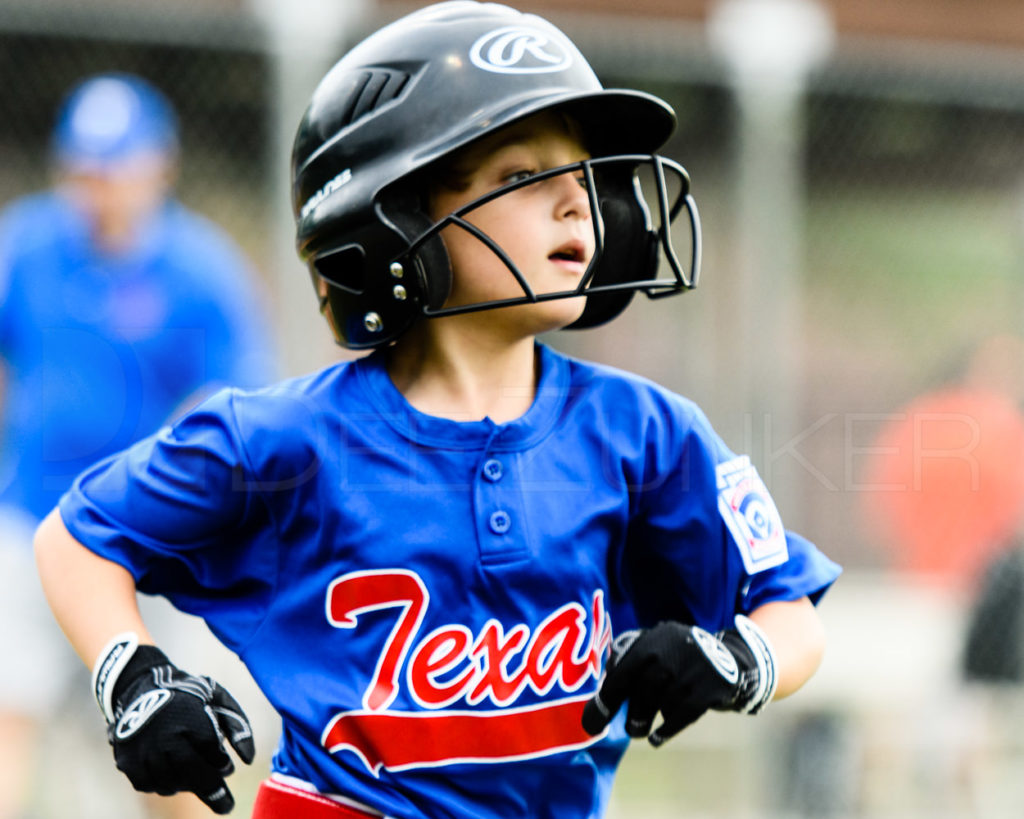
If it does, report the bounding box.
[482,459,504,482]
[489,510,512,534]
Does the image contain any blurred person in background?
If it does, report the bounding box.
[860,333,1024,815]
[0,73,278,819]
[952,334,1024,813]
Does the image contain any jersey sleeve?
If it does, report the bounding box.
[57,387,276,648]
[626,396,841,632]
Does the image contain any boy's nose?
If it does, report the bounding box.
[553,172,590,220]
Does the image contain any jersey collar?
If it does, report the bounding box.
[354,342,568,451]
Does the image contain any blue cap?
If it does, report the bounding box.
[53,73,178,171]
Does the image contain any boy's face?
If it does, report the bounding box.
[428,111,594,334]
[60,153,173,254]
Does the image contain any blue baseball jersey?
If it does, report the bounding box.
[60,343,840,819]
[0,191,276,521]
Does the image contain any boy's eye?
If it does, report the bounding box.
[504,169,536,185]
[502,170,588,189]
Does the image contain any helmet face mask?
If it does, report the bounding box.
[391,154,700,319]
[291,0,702,349]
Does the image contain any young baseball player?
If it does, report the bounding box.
[34,3,841,817]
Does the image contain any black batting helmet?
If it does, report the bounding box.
[291,0,701,349]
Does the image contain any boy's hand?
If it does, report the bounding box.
[581,615,777,747]
[92,633,256,814]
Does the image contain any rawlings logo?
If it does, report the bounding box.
[322,569,611,774]
[469,25,573,75]
[300,168,352,221]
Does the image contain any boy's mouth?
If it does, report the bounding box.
[549,239,587,265]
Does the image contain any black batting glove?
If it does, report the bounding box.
[581,614,777,747]
[92,633,256,814]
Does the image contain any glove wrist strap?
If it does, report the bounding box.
[92,632,139,723]
[730,614,778,715]
[91,632,170,723]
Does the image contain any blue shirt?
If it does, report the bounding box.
[60,344,840,819]
[0,191,276,519]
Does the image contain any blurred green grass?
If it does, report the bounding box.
[804,184,1024,398]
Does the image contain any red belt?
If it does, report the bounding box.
[252,778,381,819]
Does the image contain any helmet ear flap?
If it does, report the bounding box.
[399,213,453,312]
[566,171,660,330]
[381,190,452,311]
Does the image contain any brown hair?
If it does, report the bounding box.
[419,110,588,215]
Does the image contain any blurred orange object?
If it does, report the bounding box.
[861,388,1024,584]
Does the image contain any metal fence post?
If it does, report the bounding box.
[708,0,833,517]
[247,0,370,375]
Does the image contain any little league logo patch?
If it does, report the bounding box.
[716,456,788,574]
